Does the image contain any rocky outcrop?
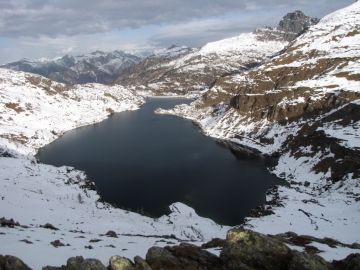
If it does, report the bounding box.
[4,229,360,269]
[221,229,330,270]
[277,11,319,41]
[146,243,229,270]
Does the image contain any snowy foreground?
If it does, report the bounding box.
[0,69,229,268]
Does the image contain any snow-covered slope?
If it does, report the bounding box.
[116,11,318,96]
[0,68,144,155]
[0,154,228,268]
[157,1,360,248]
[148,45,193,59]
[1,50,142,85]
[0,69,229,268]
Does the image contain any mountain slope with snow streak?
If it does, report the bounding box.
[157,1,360,249]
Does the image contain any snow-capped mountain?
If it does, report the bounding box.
[147,45,193,59]
[1,50,142,85]
[0,46,193,87]
[157,1,360,245]
[116,11,318,95]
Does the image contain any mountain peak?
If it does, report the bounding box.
[278,10,319,33]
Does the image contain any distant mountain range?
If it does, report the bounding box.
[115,11,319,94]
[0,46,193,85]
[1,11,317,88]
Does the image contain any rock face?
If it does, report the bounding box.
[1,50,142,85]
[116,11,317,95]
[157,2,360,239]
[277,11,319,41]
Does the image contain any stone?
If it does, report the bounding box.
[64,256,84,270]
[287,250,328,270]
[41,223,59,231]
[109,255,134,270]
[0,255,32,270]
[50,240,65,248]
[65,256,107,270]
[105,230,118,238]
[220,229,292,270]
[201,238,226,249]
[165,242,229,269]
[133,256,151,270]
[332,253,360,270]
[0,218,20,228]
[145,246,179,269]
[42,266,66,270]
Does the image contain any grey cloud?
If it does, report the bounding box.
[0,0,354,38]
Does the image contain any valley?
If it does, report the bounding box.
[0,2,360,269]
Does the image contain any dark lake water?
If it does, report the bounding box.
[36,98,286,226]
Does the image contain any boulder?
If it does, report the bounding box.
[0,255,32,270]
[165,243,229,269]
[145,247,179,269]
[133,256,151,270]
[201,238,226,249]
[332,253,360,270]
[220,229,292,270]
[109,255,134,270]
[41,223,59,231]
[105,230,118,238]
[63,256,107,270]
[287,250,328,270]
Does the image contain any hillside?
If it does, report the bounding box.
[0,69,145,154]
[116,11,318,95]
[157,1,360,245]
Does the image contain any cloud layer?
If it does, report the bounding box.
[0,0,353,38]
[0,0,355,63]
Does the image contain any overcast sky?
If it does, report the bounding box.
[0,0,355,64]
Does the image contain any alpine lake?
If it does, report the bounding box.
[36,98,287,226]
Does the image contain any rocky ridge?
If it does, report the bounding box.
[156,2,360,244]
[2,229,359,269]
[0,46,193,86]
[115,11,318,95]
[1,50,143,85]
